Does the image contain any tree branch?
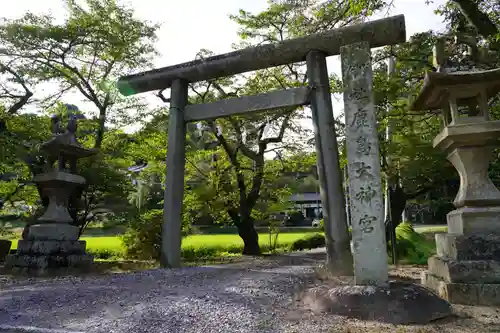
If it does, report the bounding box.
[452,0,499,44]
[0,61,33,114]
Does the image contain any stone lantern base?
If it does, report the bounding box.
[420,120,500,305]
[4,224,93,275]
[422,232,500,305]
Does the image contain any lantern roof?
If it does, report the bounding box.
[410,68,500,111]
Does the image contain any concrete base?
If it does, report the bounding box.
[422,232,500,305]
[4,239,93,275]
[422,271,500,306]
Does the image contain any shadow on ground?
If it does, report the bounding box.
[0,251,499,333]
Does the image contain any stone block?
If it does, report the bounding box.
[435,232,500,260]
[4,253,93,269]
[427,255,500,283]
[26,223,80,241]
[421,271,441,293]
[0,239,12,262]
[447,206,500,234]
[421,271,500,306]
[16,240,87,255]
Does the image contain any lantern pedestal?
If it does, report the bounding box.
[434,121,500,236]
[425,120,500,305]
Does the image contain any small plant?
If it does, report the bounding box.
[267,217,281,253]
[319,218,325,232]
[122,209,191,260]
[0,221,14,238]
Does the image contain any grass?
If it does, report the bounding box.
[413,225,447,233]
[183,232,313,248]
[9,236,123,252]
[6,224,447,265]
[8,232,323,260]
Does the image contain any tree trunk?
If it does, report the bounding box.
[385,182,435,239]
[94,108,106,149]
[228,208,261,255]
[238,219,260,255]
[385,184,407,238]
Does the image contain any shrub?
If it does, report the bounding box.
[181,245,243,261]
[320,221,434,264]
[0,218,14,238]
[88,248,122,260]
[319,219,324,232]
[0,225,13,238]
[102,215,128,230]
[286,210,305,225]
[122,209,190,260]
[289,233,325,251]
[392,222,436,265]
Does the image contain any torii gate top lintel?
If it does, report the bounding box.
[116,14,406,97]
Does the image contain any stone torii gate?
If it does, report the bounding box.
[117,15,406,280]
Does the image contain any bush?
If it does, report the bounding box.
[88,248,122,260]
[392,222,436,264]
[0,225,13,238]
[289,233,325,251]
[181,245,242,261]
[122,209,190,260]
[319,221,434,264]
[286,210,305,225]
[102,215,128,230]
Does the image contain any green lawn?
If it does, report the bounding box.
[413,225,447,233]
[9,232,318,260]
[6,224,446,264]
[183,232,313,248]
[9,236,124,252]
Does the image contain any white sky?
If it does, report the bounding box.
[3,0,448,130]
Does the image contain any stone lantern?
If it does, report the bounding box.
[5,114,98,274]
[411,56,500,305]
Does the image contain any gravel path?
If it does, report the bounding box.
[3,252,499,333]
[0,255,325,333]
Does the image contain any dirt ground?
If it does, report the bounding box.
[1,253,499,333]
[207,253,500,333]
[289,264,500,333]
